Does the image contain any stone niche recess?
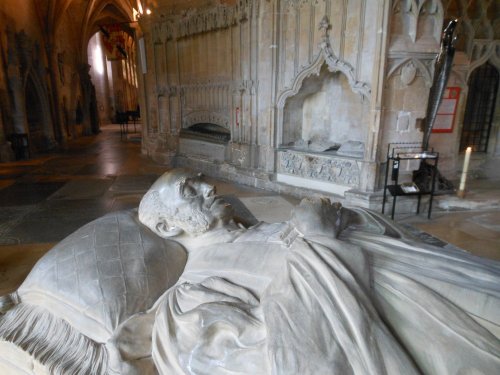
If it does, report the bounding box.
[282,64,368,153]
[178,105,232,163]
[179,121,231,162]
[277,63,369,196]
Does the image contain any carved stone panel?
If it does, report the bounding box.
[182,110,230,130]
[179,138,226,162]
[278,150,360,186]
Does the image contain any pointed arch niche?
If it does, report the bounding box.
[274,18,372,196]
[276,19,371,154]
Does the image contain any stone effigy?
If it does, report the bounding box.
[1,169,499,374]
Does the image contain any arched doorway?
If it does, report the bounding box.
[459,62,499,153]
[87,27,139,127]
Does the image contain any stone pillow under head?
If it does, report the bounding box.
[14,209,187,344]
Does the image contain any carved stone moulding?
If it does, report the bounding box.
[182,110,230,130]
[277,16,371,111]
[277,150,361,188]
[400,61,418,85]
[467,40,500,80]
[152,0,255,41]
[391,0,443,44]
[386,53,436,87]
[283,0,319,9]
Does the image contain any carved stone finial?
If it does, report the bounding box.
[319,15,330,35]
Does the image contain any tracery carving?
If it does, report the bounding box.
[277,16,371,110]
[177,6,239,38]
[152,0,255,41]
[392,0,443,43]
[441,0,497,56]
[278,150,360,186]
[180,81,231,112]
[467,40,500,78]
[152,21,175,43]
[387,56,434,87]
[283,0,320,9]
[182,110,230,130]
[237,80,257,95]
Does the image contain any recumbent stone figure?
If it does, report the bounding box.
[0,169,499,374]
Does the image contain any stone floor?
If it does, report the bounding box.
[1,124,499,295]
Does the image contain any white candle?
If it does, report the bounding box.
[459,146,471,191]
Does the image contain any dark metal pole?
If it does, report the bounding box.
[422,19,458,151]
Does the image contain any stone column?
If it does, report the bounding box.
[6,29,27,134]
[78,64,94,135]
[0,107,15,161]
[363,0,391,192]
[43,42,65,146]
[256,0,278,173]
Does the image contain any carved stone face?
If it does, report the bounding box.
[169,175,233,233]
[139,169,234,237]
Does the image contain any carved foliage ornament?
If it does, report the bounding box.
[152,0,255,41]
[278,150,360,186]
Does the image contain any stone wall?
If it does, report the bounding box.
[140,0,387,205]
[381,0,499,182]
[140,0,499,206]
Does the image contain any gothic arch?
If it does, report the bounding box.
[386,58,434,87]
[80,0,134,64]
[466,41,500,82]
[459,61,499,153]
[275,16,371,148]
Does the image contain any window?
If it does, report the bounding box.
[459,62,499,152]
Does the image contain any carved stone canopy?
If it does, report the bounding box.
[277,16,371,110]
